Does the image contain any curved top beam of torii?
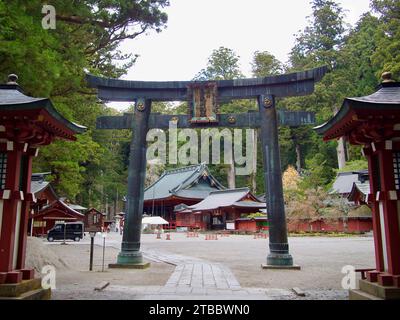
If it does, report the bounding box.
[86,66,327,102]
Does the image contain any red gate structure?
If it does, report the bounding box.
[316,72,400,300]
[0,75,84,298]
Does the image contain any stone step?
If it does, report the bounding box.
[359,279,400,300]
[349,289,382,300]
[0,288,51,300]
[0,278,42,298]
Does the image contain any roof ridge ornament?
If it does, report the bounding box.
[382,71,395,83]
[7,74,18,85]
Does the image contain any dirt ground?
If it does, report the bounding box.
[140,233,375,290]
[26,240,175,299]
[26,233,375,299]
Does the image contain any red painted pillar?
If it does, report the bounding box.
[365,149,385,272]
[0,143,22,274]
[16,148,36,272]
[379,147,400,276]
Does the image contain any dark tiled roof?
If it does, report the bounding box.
[184,188,265,212]
[233,200,266,208]
[0,84,48,105]
[330,171,368,195]
[314,82,400,136]
[143,164,224,201]
[31,172,52,182]
[0,84,86,133]
[68,204,87,211]
[36,200,84,217]
[347,82,400,104]
[30,173,57,198]
[347,181,371,204]
[31,181,50,195]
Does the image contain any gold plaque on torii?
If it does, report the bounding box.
[187,82,219,123]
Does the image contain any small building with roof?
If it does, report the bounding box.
[143,163,225,228]
[84,208,106,232]
[26,174,91,236]
[31,199,85,237]
[235,215,269,233]
[27,172,59,236]
[330,170,369,197]
[286,170,373,234]
[347,178,371,206]
[175,187,266,230]
[30,172,58,214]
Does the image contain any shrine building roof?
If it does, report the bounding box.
[314,73,400,143]
[181,187,266,212]
[143,163,225,202]
[0,75,86,141]
[347,180,371,205]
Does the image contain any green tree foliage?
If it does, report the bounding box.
[282,0,385,187]
[194,47,244,81]
[251,51,283,77]
[2,0,399,204]
[289,0,346,70]
[371,0,400,79]
[301,153,334,190]
[0,0,169,207]
[337,160,368,173]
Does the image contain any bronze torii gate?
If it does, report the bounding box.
[87,66,327,269]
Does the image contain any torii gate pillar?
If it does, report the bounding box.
[109,99,151,269]
[259,95,299,269]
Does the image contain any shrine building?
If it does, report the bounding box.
[84,207,106,232]
[30,199,85,237]
[315,72,400,299]
[175,188,266,231]
[143,163,225,228]
[0,74,84,298]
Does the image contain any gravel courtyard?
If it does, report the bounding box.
[27,232,375,300]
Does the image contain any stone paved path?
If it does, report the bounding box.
[143,250,242,292]
[85,237,295,298]
[49,236,350,300]
[114,248,293,298]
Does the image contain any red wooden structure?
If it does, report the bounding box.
[286,217,372,233]
[31,200,85,237]
[143,164,224,228]
[236,216,269,233]
[316,72,400,298]
[0,75,84,284]
[28,173,58,235]
[175,188,266,231]
[84,208,105,231]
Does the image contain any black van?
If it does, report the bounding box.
[47,222,84,242]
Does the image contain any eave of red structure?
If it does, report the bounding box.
[32,199,85,220]
[0,84,86,145]
[314,82,400,145]
[143,195,202,206]
[178,188,266,214]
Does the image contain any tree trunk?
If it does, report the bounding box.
[334,107,347,169]
[227,162,236,189]
[251,129,258,192]
[337,137,347,169]
[295,143,301,173]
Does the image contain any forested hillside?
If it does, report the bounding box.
[0,0,399,209]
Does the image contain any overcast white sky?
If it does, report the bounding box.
[110,0,371,110]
